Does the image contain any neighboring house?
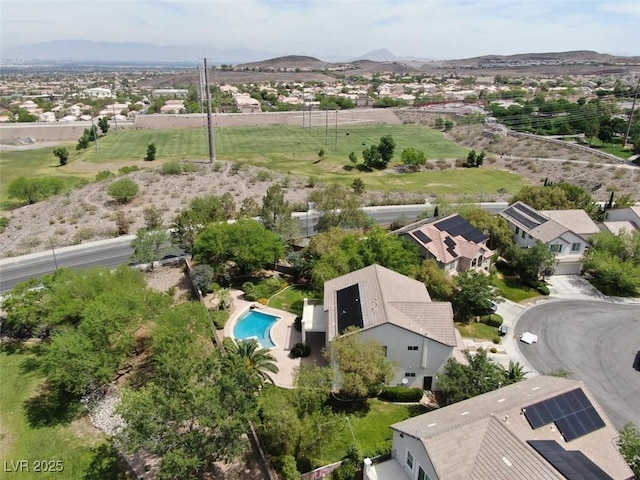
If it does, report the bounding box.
[302,264,458,390]
[232,93,261,113]
[365,375,633,480]
[395,214,494,275]
[603,206,640,234]
[160,100,185,114]
[499,202,598,274]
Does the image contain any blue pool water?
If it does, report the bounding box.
[233,309,279,348]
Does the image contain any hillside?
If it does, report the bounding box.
[237,55,329,70]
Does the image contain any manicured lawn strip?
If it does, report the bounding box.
[0,125,530,207]
[0,349,125,479]
[455,321,499,340]
[493,275,541,302]
[320,399,428,463]
[267,285,318,316]
[588,144,634,160]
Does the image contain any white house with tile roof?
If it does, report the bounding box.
[365,375,633,480]
[394,214,494,275]
[302,264,459,390]
[499,202,598,275]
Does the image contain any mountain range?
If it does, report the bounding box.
[0,40,422,65]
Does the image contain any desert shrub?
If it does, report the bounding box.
[492,337,501,345]
[161,161,182,175]
[0,216,9,233]
[379,386,423,402]
[536,285,550,295]
[191,264,215,294]
[294,316,302,331]
[118,165,140,175]
[490,346,498,353]
[242,281,256,300]
[258,297,268,305]
[290,342,311,358]
[182,162,200,173]
[479,314,504,328]
[145,143,156,161]
[255,170,272,182]
[231,162,242,174]
[210,310,229,330]
[96,170,115,181]
[108,178,139,204]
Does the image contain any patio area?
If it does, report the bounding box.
[224,289,327,388]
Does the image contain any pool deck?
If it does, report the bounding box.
[224,289,326,388]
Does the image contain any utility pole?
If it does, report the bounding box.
[334,109,338,150]
[50,237,58,270]
[325,102,329,145]
[203,58,216,164]
[623,75,640,148]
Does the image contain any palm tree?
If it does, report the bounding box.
[504,361,528,384]
[225,338,279,384]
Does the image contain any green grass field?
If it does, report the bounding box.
[319,399,428,463]
[455,321,499,341]
[0,124,530,208]
[0,347,127,479]
[267,285,318,316]
[493,275,542,302]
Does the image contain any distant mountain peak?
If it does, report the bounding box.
[352,49,398,62]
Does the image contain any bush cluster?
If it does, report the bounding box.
[479,313,504,328]
[290,342,311,358]
[242,277,286,301]
[379,386,423,402]
[210,310,229,330]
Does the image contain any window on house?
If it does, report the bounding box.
[472,258,477,267]
[571,242,581,252]
[406,451,414,470]
[418,466,429,480]
[408,346,418,351]
[515,226,520,234]
[521,231,526,239]
[405,372,416,377]
[549,244,561,253]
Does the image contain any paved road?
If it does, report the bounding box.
[516,300,640,430]
[0,202,508,293]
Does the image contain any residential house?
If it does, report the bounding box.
[365,375,633,480]
[499,202,598,274]
[394,214,494,275]
[151,89,188,99]
[232,93,261,113]
[302,264,458,390]
[603,206,640,234]
[160,100,185,114]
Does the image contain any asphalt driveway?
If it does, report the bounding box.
[516,300,640,430]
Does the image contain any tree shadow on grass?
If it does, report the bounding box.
[23,384,84,428]
[407,404,434,417]
[0,339,30,355]
[83,443,131,480]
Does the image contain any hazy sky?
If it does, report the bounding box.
[2,0,639,59]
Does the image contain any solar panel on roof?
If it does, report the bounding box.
[435,215,487,243]
[523,389,605,441]
[517,203,549,224]
[413,230,432,244]
[505,207,541,230]
[528,440,613,480]
[336,284,364,334]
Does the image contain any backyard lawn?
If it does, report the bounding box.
[267,284,318,317]
[0,346,128,479]
[319,399,429,464]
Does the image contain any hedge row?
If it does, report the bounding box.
[379,386,423,402]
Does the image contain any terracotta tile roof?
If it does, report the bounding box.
[395,214,493,266]
[391,376,633,480]
[324,265,456,346]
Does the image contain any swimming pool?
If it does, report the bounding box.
[233,309,279,348]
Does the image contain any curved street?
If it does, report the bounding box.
[515,300,640,430]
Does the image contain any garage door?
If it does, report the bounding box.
[554,261,582,275]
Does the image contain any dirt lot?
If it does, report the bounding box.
[1,113,638,258]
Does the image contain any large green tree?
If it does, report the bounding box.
[459,206,514,252]
[506,240,557,284]
[308,184,372,233]
[410,259,456,301]
[328,327,395,398]
[193,219,285,274]
[118,303,260,480]
[582,231,640,296]
[261,184,298,239]
[437,349,525,404]
[452,271,500,321]
[400,147,427,171]
[7,176,65,204]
